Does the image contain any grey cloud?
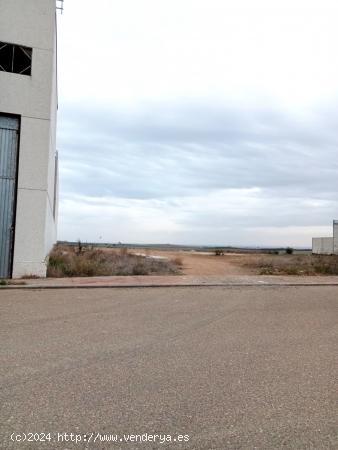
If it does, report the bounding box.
[57,100,338,204]
[60,100,338,147]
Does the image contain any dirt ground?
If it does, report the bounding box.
[128,249,257,276]
[70,247,336,277]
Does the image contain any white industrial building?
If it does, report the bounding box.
[312,220,338,255]
[0,0,61,278]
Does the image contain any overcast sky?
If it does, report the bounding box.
[56,0,338,247]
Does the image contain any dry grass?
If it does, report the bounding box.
[0,279,26,285]
[171,256,184,267]
[21,274,41,279]
[47,245,182,277]
[243,254,338,276]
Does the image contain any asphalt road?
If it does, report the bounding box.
[0,286,337,449]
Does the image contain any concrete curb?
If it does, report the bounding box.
[1,282,338,290]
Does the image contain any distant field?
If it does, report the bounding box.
[57,241,311,254]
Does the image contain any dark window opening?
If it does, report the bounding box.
[0,42,32,76]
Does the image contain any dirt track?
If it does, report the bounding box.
[129,249,256,276]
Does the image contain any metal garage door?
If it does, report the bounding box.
[0,116,19,278]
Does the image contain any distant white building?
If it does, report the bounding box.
[0,0,60,278]
[312,221,338,255]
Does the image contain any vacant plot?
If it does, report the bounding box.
[46,245,338,278]
[125,248,338,277]
[122,249,251,276]
[47,245,182,277]
[242,253,338,275]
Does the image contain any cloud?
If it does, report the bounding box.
[57,100,338,246]
[55,0,338,246]
[58,100,338,197]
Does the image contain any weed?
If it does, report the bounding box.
[47,245,182,277]
[77,239,83,254]
[21,274,41,279]
[171,256,183,267]
[247,254,338,276]
[259,266,275,275]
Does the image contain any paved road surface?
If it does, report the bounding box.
[0,286,337,449]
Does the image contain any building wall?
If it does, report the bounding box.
[312,238,334,255]
[334,220,338,255]
[0,0,58,277]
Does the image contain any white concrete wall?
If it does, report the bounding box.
[0,0,58,277]
[312,238,334,255]
[44,17,59,259]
